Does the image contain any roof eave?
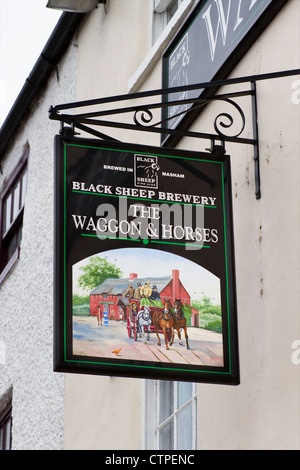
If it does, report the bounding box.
[0,11,86,164]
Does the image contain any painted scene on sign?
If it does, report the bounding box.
[72,248,223,367]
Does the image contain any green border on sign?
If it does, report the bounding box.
[62,142,233,377]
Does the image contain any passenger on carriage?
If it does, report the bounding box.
[134,282,143,300]
[150,285,160,301]
[141,282,152,299]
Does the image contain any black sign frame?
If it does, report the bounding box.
[54,135,239,384]
[161,0,288,146]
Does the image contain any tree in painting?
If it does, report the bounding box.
[77,256,122,292]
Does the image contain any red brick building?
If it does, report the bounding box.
[89,269,191,321]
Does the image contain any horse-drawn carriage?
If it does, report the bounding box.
[126,298,189,350]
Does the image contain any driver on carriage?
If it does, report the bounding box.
[124,283,135,300]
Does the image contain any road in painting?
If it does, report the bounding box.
[73,315,223,367]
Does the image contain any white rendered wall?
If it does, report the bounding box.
[0,42,78,450]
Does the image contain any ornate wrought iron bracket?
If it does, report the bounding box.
[49,68,300,200]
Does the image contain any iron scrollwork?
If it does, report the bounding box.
[48,81,258,196]
[133,108,154,127]
[48,69,300,199]
[132,93,247,143]
[213,98,246,139]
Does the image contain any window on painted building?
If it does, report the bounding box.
[144,380,197,449]
[0,147,28,284]
[152,0,185,44]
[0,402,12,450]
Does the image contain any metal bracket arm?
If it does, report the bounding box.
[49,68,300,200]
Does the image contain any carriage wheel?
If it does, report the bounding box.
[127,316,132,338]
[133,320,138,341]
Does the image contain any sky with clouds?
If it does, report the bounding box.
[0,0,61,126]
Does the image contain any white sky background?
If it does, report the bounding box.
[0,0,61,126]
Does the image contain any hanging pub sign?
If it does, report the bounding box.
[54,136,239,384]
[162,0,288,144]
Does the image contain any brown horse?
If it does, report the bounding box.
[173,299,190,349]
[152,299,174,350]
